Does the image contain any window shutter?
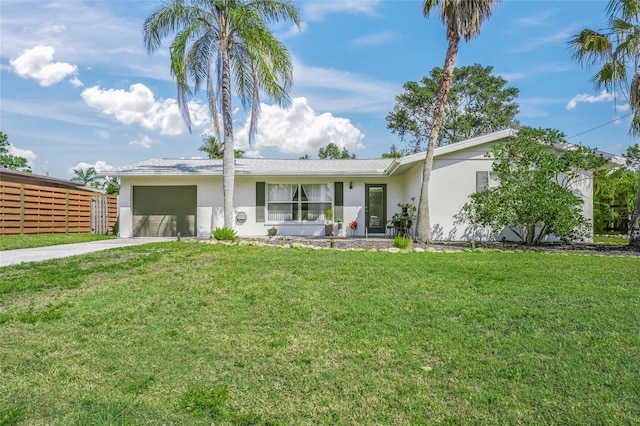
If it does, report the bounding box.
[256,182,265,222]
[334,182,344,221]
[476,171,489,192]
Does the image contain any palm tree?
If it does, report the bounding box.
[144,0,300,228]
[568,0,640,247]
[71,167,99,186]
[415,0,500,243]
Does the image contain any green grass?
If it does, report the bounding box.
[0,242,638,424]
[0,234,115,251]
[593,235,630,244]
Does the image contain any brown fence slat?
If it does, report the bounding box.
[0,181,118,236]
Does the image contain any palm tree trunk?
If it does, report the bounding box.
[629,171,640,247]
[415,33,460,244]
[221,47,235,229]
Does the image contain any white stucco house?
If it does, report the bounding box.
[106,129,598,241]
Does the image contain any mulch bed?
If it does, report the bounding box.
[236,236,640,257]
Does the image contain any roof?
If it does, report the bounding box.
[105,129,517,178]
[0,168,105,193]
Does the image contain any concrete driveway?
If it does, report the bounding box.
[0,238,172,268]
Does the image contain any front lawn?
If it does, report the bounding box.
[0,233,115,251]
[0,242,638,424]
[593,235,630,244]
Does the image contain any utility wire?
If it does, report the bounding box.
[567,111,634,140]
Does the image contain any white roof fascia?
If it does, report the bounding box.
[387,129,517,175]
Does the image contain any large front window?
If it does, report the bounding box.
[267,184,332,222]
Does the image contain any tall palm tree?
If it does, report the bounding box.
[568,0,640,247]
[144,0,300,228]
[71,167,99,186]
[415,0,500,243]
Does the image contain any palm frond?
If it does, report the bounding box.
[568,29,612,66]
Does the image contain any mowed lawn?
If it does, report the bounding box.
[0,242,638,425]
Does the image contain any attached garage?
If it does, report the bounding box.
[132,186,197,237]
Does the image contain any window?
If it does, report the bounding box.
[267,184,333,222]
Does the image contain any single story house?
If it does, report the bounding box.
[106,129,598,241]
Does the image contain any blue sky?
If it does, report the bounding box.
[0,0,634,179]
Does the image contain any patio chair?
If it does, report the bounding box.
[385,220,396,238]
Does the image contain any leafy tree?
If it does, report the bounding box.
[463,127,607,245]
[298,154,311,160]
[415,0,500,244]
[200,135,245,159]
[593,167,638,233]
[381,144,406,158]
[144,0,300,228]
[71,167,99,186]
[103,176,121,196]
[0,131,32,173]
[568,0,640,246]
[318,143,355,159]
[387,64,519,152]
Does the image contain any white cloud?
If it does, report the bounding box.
[566,90,615,110]
[8,145,37,168]
[292,60,400,113]
[95,130,111,139]
[69,160,115,175]
[81,83,210,135]
[235,97,365,155]
[129,135,155,149]
[69,76,84,87]
[9,45,78,86]
[303,0,380,21]
[508,28,577,54]
[349,31,400,48]
[496,72,527,81]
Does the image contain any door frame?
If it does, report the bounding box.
[364,183,387,234]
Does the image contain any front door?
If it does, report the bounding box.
[365,184,386,234]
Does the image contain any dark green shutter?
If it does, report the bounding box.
[256,182,265,222]
[334,182,344,221]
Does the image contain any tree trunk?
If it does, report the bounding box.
[415,34,460,244]
[629,171,640,247]
[221,47,235,229]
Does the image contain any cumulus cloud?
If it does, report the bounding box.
[69,160,115,175]
[81,83,209,135]
[9,45,78,86]
[566,90,615,110]
[8,145,37,168]
[129,134,155,149]
[69,76,84,87]
[235,97,364,155]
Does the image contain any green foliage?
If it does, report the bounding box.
[71,167,99,186]
[386,64,519,152]
[593,167,638,232]
[393,235,412,249]
[381,144,406,158]
[463,127,607,245]
[200,135,245,159]
[0,131,31,173]
[212,227,238,241]
[318,143,355,159]
[324,209,333,222]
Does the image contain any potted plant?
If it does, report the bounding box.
[395,198,416,238]
[336,218,343,230]
[348,220,358,236]
[267,226,277,237]
[324,209,334,236]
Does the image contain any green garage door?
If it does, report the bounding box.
[132,186,197,237]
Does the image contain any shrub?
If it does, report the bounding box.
[212,227,238,241]
[393,235,411,249]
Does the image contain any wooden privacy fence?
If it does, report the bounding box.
[0,181,117,236]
